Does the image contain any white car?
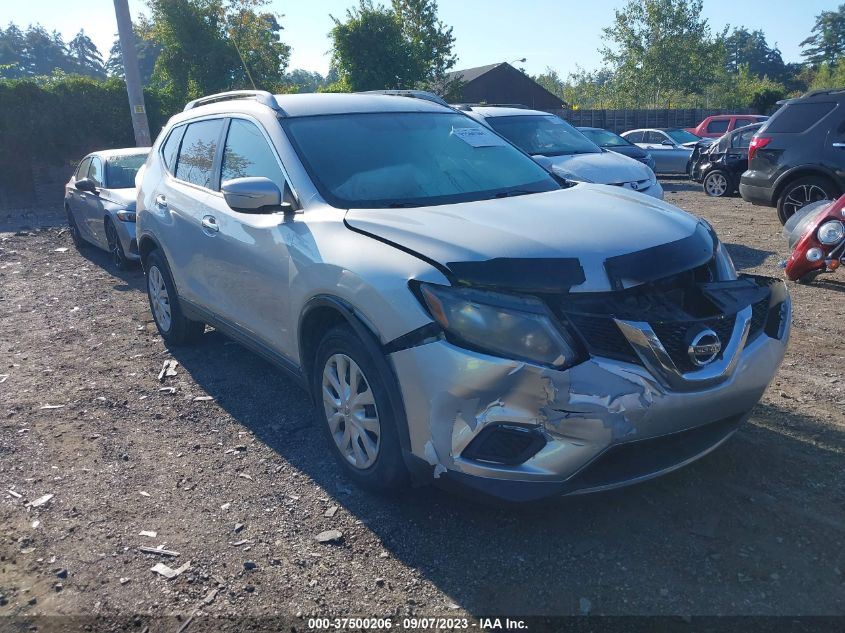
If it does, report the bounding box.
[461,106,663,199]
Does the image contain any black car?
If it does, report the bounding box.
[740,88,845,223]
[690,124,762,197]
[577,126,656,171]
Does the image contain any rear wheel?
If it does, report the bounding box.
[105,219,130,270]
[312,324,408,491]
[145,249,204,345]
[777,176,837,224]
[703,170,732,197]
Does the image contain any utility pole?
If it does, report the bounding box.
[113,0,152,147]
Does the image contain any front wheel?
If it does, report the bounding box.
[777,176,837,224]
[312,324,408,491]
[66,207,86,250]
[145,249,204,346]
[703,170,732,197]
[105,219,130,270]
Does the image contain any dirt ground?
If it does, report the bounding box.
[0,180,844,629]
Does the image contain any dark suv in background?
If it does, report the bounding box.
[740,88,845,223]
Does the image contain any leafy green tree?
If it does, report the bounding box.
[21,26,75,76]
[810,58,845,89]
[391,0,455,88]
[148,0,290,103]
[724,28,786,82]
[600,0,725,107]
[0,24,27,78]
[285,68,327,93]
[67,29,105,78]
[329,0,455,92]
[801,4,845,67]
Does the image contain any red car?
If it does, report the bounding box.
[685,114,768,139]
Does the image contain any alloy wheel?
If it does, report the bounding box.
[321,353,381,469]
[704,172,728,197]
[147,265,172,332]
[783,183,828,218]
[106,222,125,268]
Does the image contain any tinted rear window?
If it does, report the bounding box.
[175,119,224,188]
[766,102,836,133]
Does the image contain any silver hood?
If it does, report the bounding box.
[346,185,710,293]
[536,150,653,185]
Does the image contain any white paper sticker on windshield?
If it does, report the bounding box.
[451,127,508,147]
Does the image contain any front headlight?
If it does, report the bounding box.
[116,209,137,222]
[415,283,584,369]
[552,168,593,184]
[714,240,738,280]
[817,220,844,245]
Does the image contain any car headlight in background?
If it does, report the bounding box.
[552,169,593,184]
[116,209,137,222]
[415,283,584,369]
[817,220,844,245]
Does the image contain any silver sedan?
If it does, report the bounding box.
[621,128,711,175]
[64,148,149,269]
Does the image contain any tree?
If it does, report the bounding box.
[600,0,725,107]
[148,0,290,103]
[20,25,75,76]
[801,4,845,67]
[329,0,456,92]
[391,0,455,88]
[329,1,415,91]
[724,28,786,82]
[67,29,106,78]
[285,68,327,93]
[810,58,845,90]
[0,24,27,78]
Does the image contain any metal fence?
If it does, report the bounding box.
[546,108,755,134]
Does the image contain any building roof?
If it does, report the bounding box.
[446,63,504,84]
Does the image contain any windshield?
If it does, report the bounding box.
[578,128,632,148]
[284,112,559,209]
[106,154,147,189]
[485,115,601,157]
[666,129,701,144]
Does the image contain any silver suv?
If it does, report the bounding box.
[136,90,791,502]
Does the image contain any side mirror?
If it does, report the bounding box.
[661,140,675,146]
[76,177,97,193]
[221,177,291,214]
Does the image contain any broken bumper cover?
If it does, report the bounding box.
[390,296,790,502]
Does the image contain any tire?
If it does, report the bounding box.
[312,324,409,491]
[797,270,822,285]
[144,249,205,346]
[105,219,131,270]
[703,170,732,197]
[777,176,837,225]
[66,206,86,250]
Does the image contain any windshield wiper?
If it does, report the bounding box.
[386,202,420,208]
[493,189,535,199]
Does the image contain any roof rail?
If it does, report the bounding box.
[802,88,845,99]
[183,90,283,113]
[453,103,530,110]
[359,89,449,107]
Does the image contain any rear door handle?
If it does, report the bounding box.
[155,194,167,208]
[833,142,845,148]
[201,215,219,234]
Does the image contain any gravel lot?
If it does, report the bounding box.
[1,181,844,628]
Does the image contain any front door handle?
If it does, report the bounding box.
[201,215,219,234]
[833,142,845,148]
[155,194,167,208]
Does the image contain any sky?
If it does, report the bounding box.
[3,0,836,77]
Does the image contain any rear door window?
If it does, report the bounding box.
[175,119,225,189]
[707,119,729,134]
[733,127,757,149]
[625,131,643,143]
[766,102,836,133]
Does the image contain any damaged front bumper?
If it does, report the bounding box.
[390,277,791,502]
